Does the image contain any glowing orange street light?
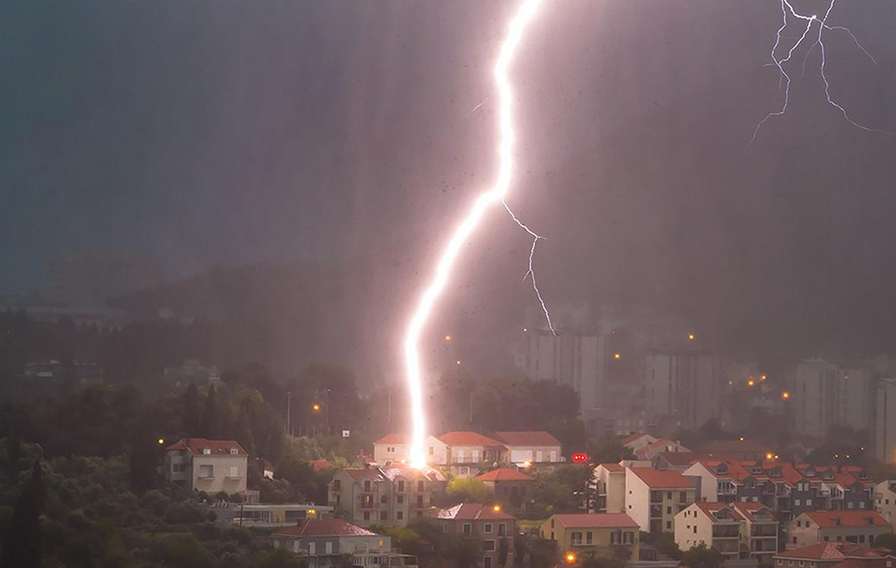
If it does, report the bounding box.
[565,553,577,564]
[312,403,321,412]
[688,333,695,341]
[782,391,791,400]
[158,438,165,445]
[766,452,774,460]
[445,334,452,341]
[760,374,767,381]
[456,360,462,366]
[523,327,528,333]
[747,379,755,387]
[492,504,502,512]
[739,436,745,442]
[613,353,621,360]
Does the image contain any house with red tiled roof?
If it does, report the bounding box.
[675,501,779,566]
[774,542,896,568]
[594,464,627,514]
[634,439,690,461]
[490,431,563,465]
[327,465,446,528]
[787,511,891,550]
[625,467,698,534]
[622,433,658,452]
[438,431,507,477]
[540,513,640,561]
[477,468,536,510]
[164,438,248,495]
[372,433,448,467]
[433,504,517,568]
[271,519,396,568]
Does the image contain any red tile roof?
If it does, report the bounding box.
[492,431,562,447]
[598,463,624,472]
[343,467,386,481]
[435,503,514,520]
[477,468,535,482]
[438,431,504,447]
[731,502,776,522]
[272,519,377,537]
[656,452,700,466]
[621,433,654,446]
[802,511,889,529]
[380,465,446,483]
[628,467,694,489]
[551,513,639,529]
[310,459,332,472]
[165,438,247,456]
[374,433,408,445]
[694,502,744,521]
[776,542,878,560]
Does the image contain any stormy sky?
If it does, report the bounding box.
[2,0,896,371]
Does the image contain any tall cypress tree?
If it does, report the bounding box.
[199,387,218,439]
[129,414,158,495]
[1,460,45,568]
[181,383,202,436]
[237,404,256,457]
[6,426,21,481]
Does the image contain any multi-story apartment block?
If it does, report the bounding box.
[164,438,248,495]
[874,379,896,464]
[775,542,896,568]
[793,360,875,437]
[675,503,745,562]
[787,511,890,549]
[733,502,780,565]
[434,503,516,568]
[327,465,446,528]
[540,513,640,562]
[644,353,723,430]
[624,467,697,534]
[437,432,508,477]
[271,519,416,568]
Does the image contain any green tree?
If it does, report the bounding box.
[259,548,309,568]
[447,477,489,503]
[200,387,219,438]
[238,404,257,457]
[129,414,159,494]
[182,383,202,435]
[444,535,481,568]
[498,537,510,568]
[1,460,45,568]
[656,532,682,560]
[680,543,724,568]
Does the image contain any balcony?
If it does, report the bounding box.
[751,540,778,553]
[751,526,778,537]
[650,505,663,518]
[713,540,740,554]
[712,526,741,539]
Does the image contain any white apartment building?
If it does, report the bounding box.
[645,353,722,430]
[625,467,697,534]
[793,360,875,437]
[875,379,896,464]
[164,438,248,495]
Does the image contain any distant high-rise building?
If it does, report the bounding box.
[46,250,162,309]
[874,378,896,464]
[644,352,722,430]
[792,360,875,437]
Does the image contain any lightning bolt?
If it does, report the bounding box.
[403,0,545,468]
[749,0,888,148]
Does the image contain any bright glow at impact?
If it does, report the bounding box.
[750,0,887,146]
[403,0,544,469]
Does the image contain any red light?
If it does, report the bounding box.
[572,453,588,463]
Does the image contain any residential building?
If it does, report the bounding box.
[540,513,640,562]
[874,481,896,528]
[675,503,745,562]
[434,503,516,568]
[733,502,780,566]
[490,431,563,465]
[786,511,890,550]
[774,542,896,568]
[164,438,248,495]
[644,353,723,430]
[793,360,875,437]
[227,504,334,527]
[699,440,771,461]
[327,465,446,527]
[622,433,659,453]
[653,452,705,472]
[476,468,536,510]
[271,518,414,568]
[875,379,896,464]
[633,439,690,461]
[438,432,507,477]
[624,467,697,533]
[594,463,626,514]
[373,434,448,467]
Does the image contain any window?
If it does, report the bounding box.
[230,448,239,455]
[550,519,555,528]
[199,464,214,478]
[380,511,387,520]
[397,495,404,504]
[693,526,697,534]
[859,502,865,509]
[308,543,316,555]
[397,511,404,520]
[364,480,371,491]
[848,502,854,509]
[229,465,239,478]
[796,521,801,528]
[824,537,829,541]
[417,495,423,506]
[333,480,341,491]
[792,537,797,544]
[611,532,619,544]
[429,446,434,455]
[806,499,812,506]
[859,535,866,543]
[667,491,673,499]
[571,532,582,545]
[172,463,186,472]
[666,521,672,530]
[326,542,333,554]
[484,523,493,534]
[484,540,496,552]
[463,523,472,535]
[498,523,506,536]
[364,511,370,520]
[586,532,593,544]
[667,506,672,514]
[363,495,373,508]
[800,562,804,567]
[417,481,424,492]
[484,557,492,568]
[380,495,388,504]
[623,532,634,544]
[202,448,211,455]
[680,491,688,502]
[398,480,405,492]
[794,499,800,507]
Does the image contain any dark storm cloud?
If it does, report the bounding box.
[2,0,896,371]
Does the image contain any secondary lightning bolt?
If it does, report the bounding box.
[749,0,887,147]
[403,0,544,468]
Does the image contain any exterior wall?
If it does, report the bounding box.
[742,518,779,565]
[540,517,639,561]
[793,360,840,437]
[373,436,447,466]
[485,480,535,509]
[594,467,625,514]
[875,380,896,464]
[675,506,715,554]
[787,515,891,549]
[625,470,695,533]
[442,517,516,568]
[625,470,651,531]
[682,463,720,502]
[874,482,896,528]
[505,445,561,464]
[272,533,390,567]
[190,454,247,494]
[328,471,444,528]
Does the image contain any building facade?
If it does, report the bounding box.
[434,504,516,568]
[786,511,890,550]
[624,467,697,534]
[328,466,446,528]
[644,353,722,430]
[540,513,640,562]
[164,438,248,495]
